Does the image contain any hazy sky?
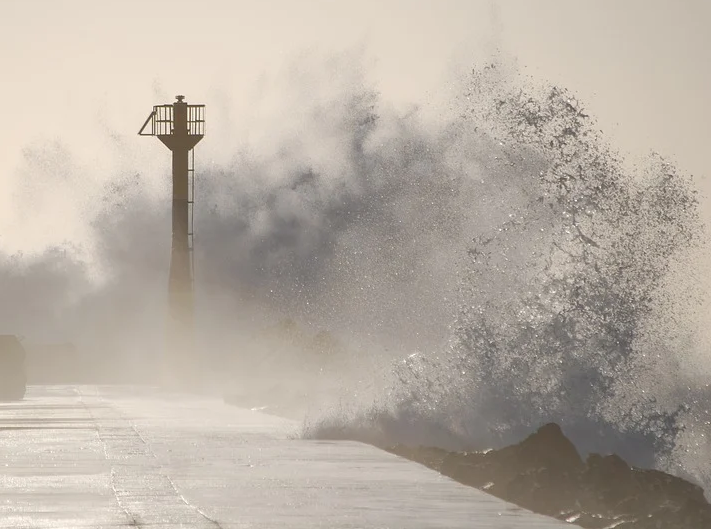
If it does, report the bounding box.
[1,0,709,251]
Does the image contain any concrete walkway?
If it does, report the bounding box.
[0,385,567,528]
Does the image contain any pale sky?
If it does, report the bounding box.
[1,0,710,253]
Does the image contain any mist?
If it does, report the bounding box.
[2,49,711,495]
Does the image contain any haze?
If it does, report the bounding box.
[1,0,709,359]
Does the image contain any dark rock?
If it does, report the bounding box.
[388,422,711,529]
[580,452,711,523]
[437,423,584,515]
[497,423,585,475]
[490,423,584,514]
[633,467,707,506]
[581,453,636,513]
[387,444,449,471]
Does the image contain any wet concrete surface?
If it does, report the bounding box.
[0,385,567,528]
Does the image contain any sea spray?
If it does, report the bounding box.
[0,53,708,491]
[304,62,709,492]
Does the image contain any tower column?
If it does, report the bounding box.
[139,95,204,387]
[168,145,193,381]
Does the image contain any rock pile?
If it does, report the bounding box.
[388,423,711,528]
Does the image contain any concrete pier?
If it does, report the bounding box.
[0,386,567,528]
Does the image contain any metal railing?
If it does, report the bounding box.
[138,104,205,136]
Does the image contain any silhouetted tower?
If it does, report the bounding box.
[139,95,205,385]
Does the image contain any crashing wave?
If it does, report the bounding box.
[305,62,709,493]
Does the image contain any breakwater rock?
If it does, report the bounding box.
[388,423,711,528]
